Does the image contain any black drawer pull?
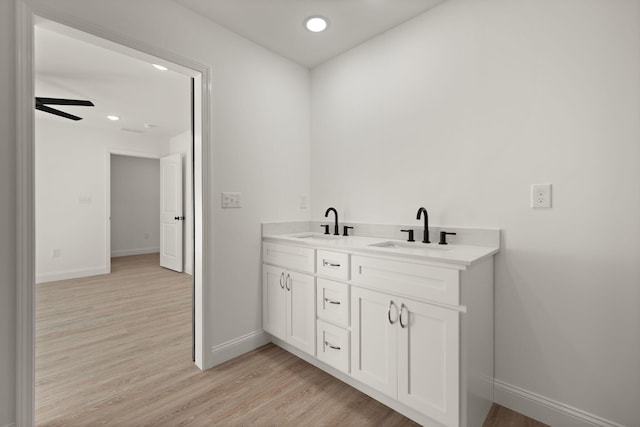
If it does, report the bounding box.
[324,341,341,350]
[323,260,341,268]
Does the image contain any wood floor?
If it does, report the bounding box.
[36,253,549,427]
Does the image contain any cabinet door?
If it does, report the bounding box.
[286,270,316,356]
[397,298,460,427]
[263,264,286,341]
[351,286,397,398]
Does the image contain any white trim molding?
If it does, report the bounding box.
[111,247,160,258]
[210,330,270,367]
[494,379,626,427]
[35,266,109,284]
[15,2,36,426]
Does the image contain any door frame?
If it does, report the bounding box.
[15,2,214,426]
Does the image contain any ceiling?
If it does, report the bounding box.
[174,0,446,68]
[35,23,191,139]
[35,1,445,137]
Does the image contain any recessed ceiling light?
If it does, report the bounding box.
[304,16,329,33]
[107,115,120,121]
[152,64,168,71]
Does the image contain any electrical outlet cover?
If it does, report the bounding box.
[221,192,241,208]
[531,184,551,208]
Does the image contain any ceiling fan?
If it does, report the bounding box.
[35,97,95,121]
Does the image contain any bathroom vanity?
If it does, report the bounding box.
[262,223,499,427]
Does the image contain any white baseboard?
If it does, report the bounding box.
[494,379,625,427]
[111,247,159,257]
[36,266,108,284]
[209,330,270,367]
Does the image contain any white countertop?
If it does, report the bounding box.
[263,232,499,268]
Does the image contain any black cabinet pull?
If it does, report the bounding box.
[324,341,341,350]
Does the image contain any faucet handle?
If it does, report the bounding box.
[400,229,415,242]
[320,224,330,235]
[343,226,354,236]
[439,231,457,245]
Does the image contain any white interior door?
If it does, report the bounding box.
[160,153,183,272]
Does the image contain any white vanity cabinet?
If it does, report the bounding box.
[262,243,316,356]
[351,286,459,427]
[262,233,497,427]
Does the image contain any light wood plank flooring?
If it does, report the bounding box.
[36,253,549,426]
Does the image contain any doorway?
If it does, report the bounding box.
[33,20,194,424]
[109,154,162,261]
[17,6,212,426]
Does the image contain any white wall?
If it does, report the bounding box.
[0,0,16,424]
[169,131,193,274]
[110,155,161,257]
[24,0,310,366]
[311,1,640,426]
[35,118,168,283]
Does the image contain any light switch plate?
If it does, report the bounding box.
[531,184,551,208]
[221,192,241,208]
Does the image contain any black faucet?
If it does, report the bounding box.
[416,207,430,243]
[325,207,339,236]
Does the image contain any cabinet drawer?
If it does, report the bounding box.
[317,278,349,327]
[351,255,460,306]
[316,250,350,280]
[317,320,350,374]
[263,242,315,273]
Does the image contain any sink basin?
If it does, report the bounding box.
[295,233,343,240]
[368,241,452,254]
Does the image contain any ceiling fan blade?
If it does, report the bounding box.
[36,104,83,121]
[36,97,95,107]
